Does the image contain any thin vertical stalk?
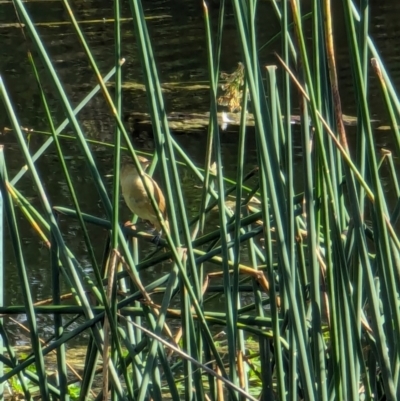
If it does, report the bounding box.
[111,0,122,268]
[270,0,298,63]
[198,0,225,234]
[51,231,68,401]
[353,0,369,391]
[299,3,327,398]
[300,82,327,401]
[265,65,286,401]
[232,80,249,396]
[281,1,296,397]
[111,1,131,398]
[204,1,238,392]
[0,144,50,400]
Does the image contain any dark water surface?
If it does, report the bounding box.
[0,0,399,343]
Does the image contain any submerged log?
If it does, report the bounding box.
[126,110,377,134]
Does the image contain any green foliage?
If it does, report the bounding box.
[0,0,399,400]
[68,383,81,400]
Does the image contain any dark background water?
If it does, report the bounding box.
[0,0,399,343]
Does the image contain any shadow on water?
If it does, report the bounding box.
[0,0,400,344]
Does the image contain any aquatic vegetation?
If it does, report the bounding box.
[0,0,399,400]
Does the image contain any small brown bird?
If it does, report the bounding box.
[120,156,169,234]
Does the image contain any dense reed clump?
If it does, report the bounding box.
[0,0,399,400]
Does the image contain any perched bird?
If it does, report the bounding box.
[120,156,169,235]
